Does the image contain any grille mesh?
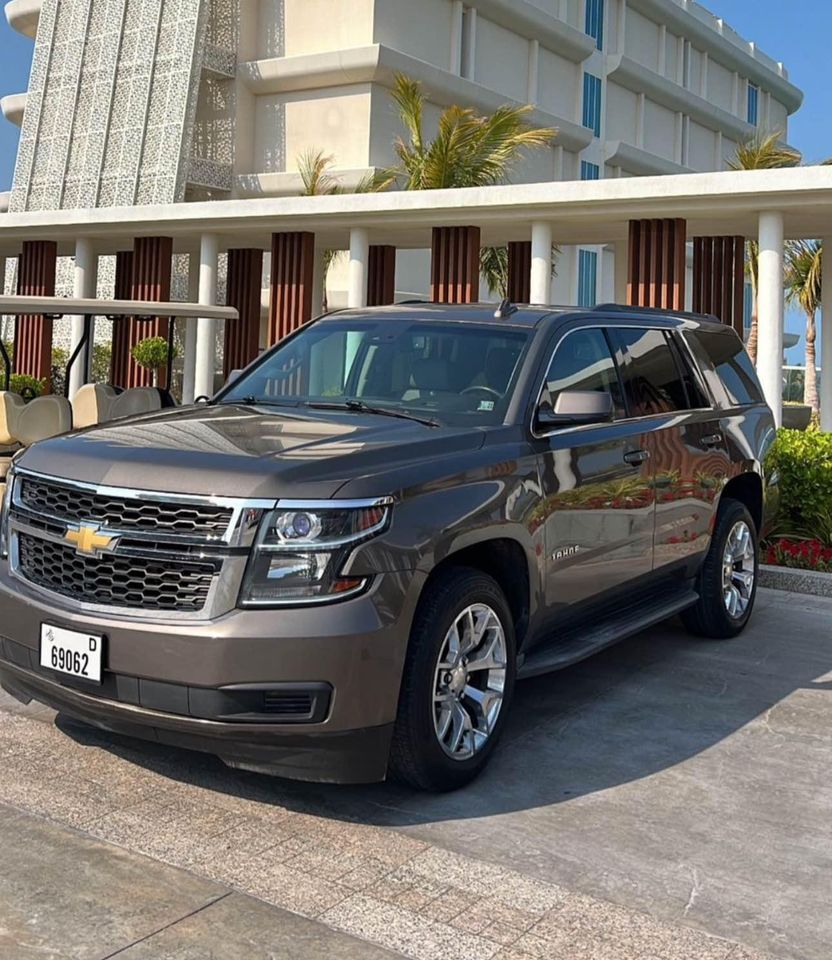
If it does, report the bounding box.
[18,477,233,538]
[18,534,215,612]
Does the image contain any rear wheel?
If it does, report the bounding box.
[389,567,516,791]
[682,499,758,639]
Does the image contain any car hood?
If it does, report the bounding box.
[17,404,487,500]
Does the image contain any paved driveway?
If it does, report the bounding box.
[0,587,829,960]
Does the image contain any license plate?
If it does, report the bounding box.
[40,624,103,683]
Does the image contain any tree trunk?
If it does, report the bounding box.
[804,311,818,413]
[746,311,758,364]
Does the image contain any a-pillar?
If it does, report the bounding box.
[194,234,219,400]
[224,248,264,378]
[820,237,832,432]
[367,246,396,306]
[626,219,686,310]
[111,237,173,388]
[756,211,784,428]
[16,240,57,389]
[268,232,315,344]
[68,238,98,398]
[530,222,553,305]
[431,226,480,303]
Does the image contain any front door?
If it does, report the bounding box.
[536,327,655,619]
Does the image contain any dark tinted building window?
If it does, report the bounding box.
[542,328,625,418]
[686,329,763,407]
[610,328,689,416]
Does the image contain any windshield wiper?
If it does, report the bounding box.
[213,396,298,408]
[306,399,440,428]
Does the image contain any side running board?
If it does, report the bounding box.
[517,586,699,679]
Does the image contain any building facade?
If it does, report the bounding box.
[0,0,804,355]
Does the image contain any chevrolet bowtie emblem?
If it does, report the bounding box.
[65,524,116,557]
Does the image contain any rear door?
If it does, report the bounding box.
[536,326,655,618]
[609,326,731,572]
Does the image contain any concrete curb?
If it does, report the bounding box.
[759,563,832,598]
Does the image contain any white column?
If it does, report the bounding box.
[821,238,832,432]
[348,228,369,309]
[757,211,785,428]
[613,239,628,304]
[181,253,200,404]
[530,222,553,306]
[193,234,219,401]
[69,238,97,399]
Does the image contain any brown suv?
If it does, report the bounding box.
[0,304,777,791]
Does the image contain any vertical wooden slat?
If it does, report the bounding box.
[110,250,134,387]
[507,241,531,302]
[15,241,57,390]
[224,248,264,376]
[626,220,640,305]
[637,220,650,307]
[721,236,733,327]
[711,237,725,321]
[121,237,173,388]
[367,246,396,306]
[268,232,315,345]
[692,237,703,313]
[671,218,686,311]
[430,226,480,303]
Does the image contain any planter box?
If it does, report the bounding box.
[782,405,812,430]
[760,563,832,598]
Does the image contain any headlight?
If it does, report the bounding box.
[239,498,392,606]
[0,465,15,559]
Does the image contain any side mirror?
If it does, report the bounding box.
[536,390,614,430]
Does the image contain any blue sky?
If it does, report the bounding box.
[0,1,828,360]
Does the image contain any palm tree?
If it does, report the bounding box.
[380,74,556,297]
[728,131,802,363]
[784,239,823,413]
[297,150,380,313]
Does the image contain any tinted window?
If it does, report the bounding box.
[542,328,625,417]
[221,318,530,426]
[668,333,709,409]
[611,328,689,416]
[686,329,764,407]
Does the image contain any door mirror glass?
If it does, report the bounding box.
[537,390,614,429]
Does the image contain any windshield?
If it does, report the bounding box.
[220,318,531,426]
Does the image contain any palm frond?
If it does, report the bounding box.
[297,149,341,196]
[727,130,802,170]
[785,239,823,317]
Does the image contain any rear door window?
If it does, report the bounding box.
[685,329,764,407]
[609,328,689,416]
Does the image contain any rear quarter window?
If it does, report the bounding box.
[685,329,764,408]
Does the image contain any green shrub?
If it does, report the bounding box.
[766,428,832,530]
[92,343,112,383]
[9,374,45,398]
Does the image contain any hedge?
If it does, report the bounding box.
[766,429,832,532]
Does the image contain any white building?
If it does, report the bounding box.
[1,0,803,307]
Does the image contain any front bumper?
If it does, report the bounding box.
[0,568,424,783]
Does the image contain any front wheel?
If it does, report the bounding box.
[682,499,758,639]
[389,567,516,791]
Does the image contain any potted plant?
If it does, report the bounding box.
[131,336,177,387]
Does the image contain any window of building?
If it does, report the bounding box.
[542,328,625,418]
[460,6,476,80]
[580,160,600,181]
[577,250,598,307]
[747,82,759,126]
[585,0,604,50]
[582,73,602,137]
[610,328,690,415]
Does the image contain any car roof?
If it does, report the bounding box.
[321,302,729,332]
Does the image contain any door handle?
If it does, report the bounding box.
[623,449,650,466]
[702,433,723,448]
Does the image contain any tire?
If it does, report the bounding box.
[389,567,516,792]
[682,498,758,639]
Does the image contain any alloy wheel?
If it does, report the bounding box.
[432,603,507,761]
[722,520,756,619]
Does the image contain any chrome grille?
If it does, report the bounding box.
[18,475,233,538]
[18,533,216,612]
